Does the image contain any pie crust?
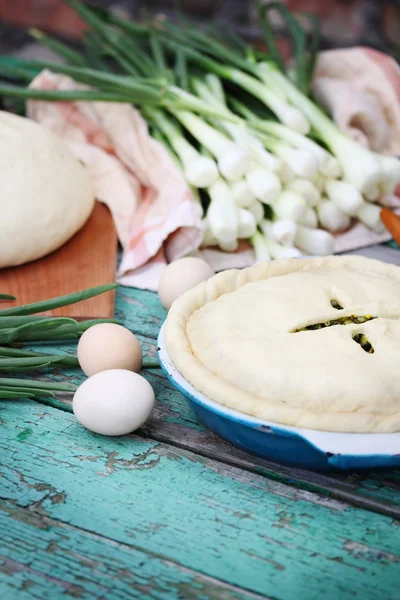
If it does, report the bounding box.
[165,256,400,433]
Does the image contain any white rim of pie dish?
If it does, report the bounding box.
[157,322,400,457]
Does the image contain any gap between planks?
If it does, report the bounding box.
[2,399,399,600]
[38,391,400,521]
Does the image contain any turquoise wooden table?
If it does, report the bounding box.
[1,251,400,600]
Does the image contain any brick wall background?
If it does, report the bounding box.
[0,0,398,57]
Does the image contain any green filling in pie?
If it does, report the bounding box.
[353,333,375,354]
[292,314,376,333]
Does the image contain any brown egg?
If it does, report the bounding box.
[77,323,142,377]
[158,257,215,309]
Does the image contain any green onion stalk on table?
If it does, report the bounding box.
[0,285,159,401]
[0,0,399,261]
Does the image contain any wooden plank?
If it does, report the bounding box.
[21,284,400,520]
[0,401,399,600]
[115,285,167,340]
[0,501,266,600]
[144,404,400,520]
[0,202,117,319]
[40,382,400,521]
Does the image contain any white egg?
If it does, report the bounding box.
[73,369,155,436]
[158,257,214,309]
[77,323,142,377]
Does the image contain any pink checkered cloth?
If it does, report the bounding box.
[27,47,400,290]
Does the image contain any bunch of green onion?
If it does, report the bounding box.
[0,284,116,399]
[0,0,399,262]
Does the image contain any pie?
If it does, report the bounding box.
[165,256,400,433]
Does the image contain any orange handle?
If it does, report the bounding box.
[380,208,400,245]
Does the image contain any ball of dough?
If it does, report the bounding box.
[0,111,94,267]
[77,323,143,377]
[158,257,215,309]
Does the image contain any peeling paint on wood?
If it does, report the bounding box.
[19,285,400,519]
[115,287,166,341]
[2,283,400,599]
[0,401,399,600]
[0,501,266,600]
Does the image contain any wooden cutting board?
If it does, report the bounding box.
[0,202,118,319]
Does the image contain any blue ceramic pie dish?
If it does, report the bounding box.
[157,323,400,471]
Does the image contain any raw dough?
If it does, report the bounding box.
[165,255,400,433]
[0,111,94,267]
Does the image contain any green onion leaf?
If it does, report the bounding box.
[303,12,321,93]
[0,284,117,317]
[0,390,35,399]
[257,2,286,74]
[150,33,167,73]
[0,84,136,104]
[28,28,88,67]
[0,355,77,371]
[142,357,160,369]
[83,31,108,71]
[259,2,307,93]
[0,377,77,392]
[0,346,79,367]
[175,48,189,91]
